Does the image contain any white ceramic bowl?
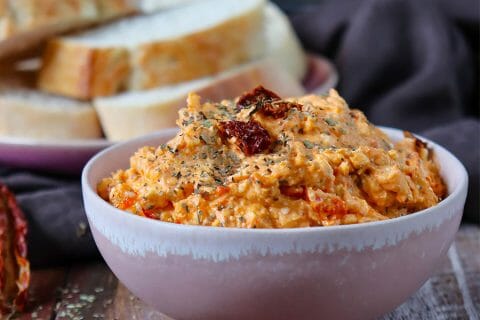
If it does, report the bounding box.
[82,127,468,320]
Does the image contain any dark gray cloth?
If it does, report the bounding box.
[0,0,478,267]
[0,168,99,267]
[422,119,479,223]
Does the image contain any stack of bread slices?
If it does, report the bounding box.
[0,0,308,141]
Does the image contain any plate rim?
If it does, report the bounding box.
[0,136,112,149]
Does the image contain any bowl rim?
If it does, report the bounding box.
[81,126,468,235]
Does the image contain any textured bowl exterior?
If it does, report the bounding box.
[82,127,468,320]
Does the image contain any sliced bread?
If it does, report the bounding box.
[264,3,306,81]
[0,70,102,141]
[37,0,265,99]
[139,0,200,13]
[140,2,307,81]
[0,0,137,59]
[93,2,307,141]
[94,58,305,141]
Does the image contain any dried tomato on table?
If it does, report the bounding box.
[0,183,29,315]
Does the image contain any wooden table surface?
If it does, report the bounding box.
[12,224,479,320]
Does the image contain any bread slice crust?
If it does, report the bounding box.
[0,70,102,141]
[38,0,265,99]
[0,0,137,59]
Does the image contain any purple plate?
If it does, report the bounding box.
[0,137,112,175]
[303,54,339,95]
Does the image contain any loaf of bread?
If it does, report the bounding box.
[37,0,265,99]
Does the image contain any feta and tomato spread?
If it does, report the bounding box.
[98,87,445,228]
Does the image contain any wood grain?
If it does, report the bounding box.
[54,263,118,320]
[14,267,67,320]
[103,283,173,320]
[450,225,480,319]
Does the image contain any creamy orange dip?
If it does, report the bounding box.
[98,87,445,228]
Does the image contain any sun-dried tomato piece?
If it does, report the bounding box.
[236,86,302,119]
[236,85,281,110]
[0,183,29,315]
[280,185,307,200]
[258,101,303,119]
[218,120,272,156]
